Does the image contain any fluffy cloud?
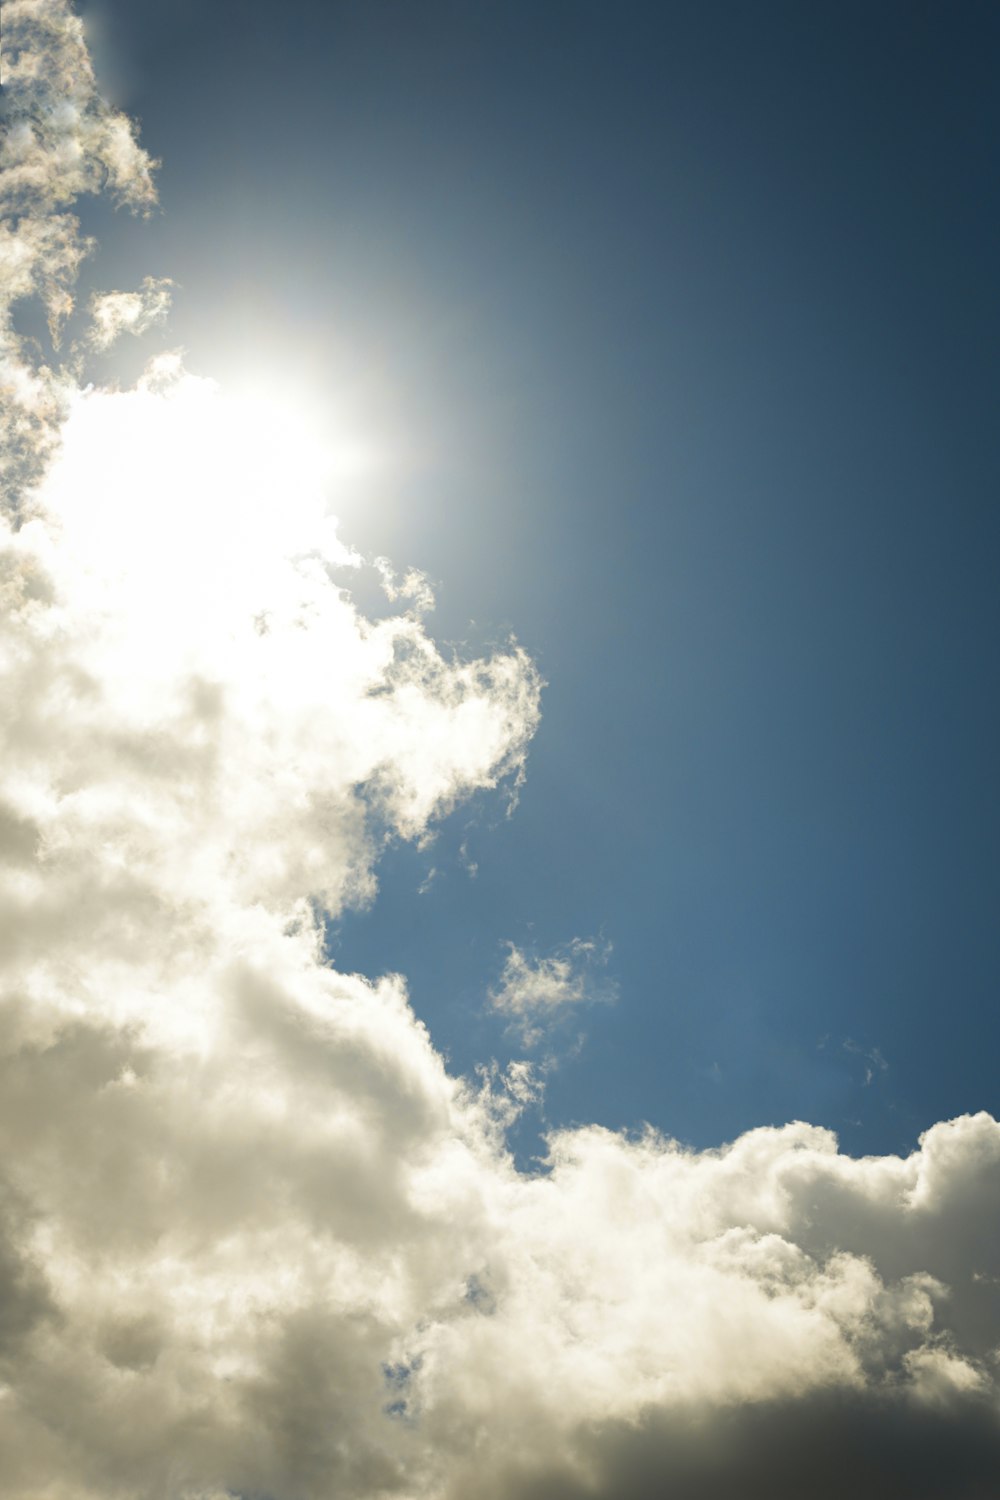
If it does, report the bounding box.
[0,6,998,1499]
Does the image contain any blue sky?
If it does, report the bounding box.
[4,5,1000,1495]
[80,0,1000,1156]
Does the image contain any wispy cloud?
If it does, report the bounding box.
[373,554,436,614]
[845,1038,889,1087]
[87,275,173,350]
[490,936,616,1046]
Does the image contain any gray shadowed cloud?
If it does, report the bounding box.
[481,1392,1000,1500]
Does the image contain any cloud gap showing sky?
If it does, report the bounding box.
[0,4,999,1498]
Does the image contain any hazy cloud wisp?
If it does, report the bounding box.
[490,937,616,1047]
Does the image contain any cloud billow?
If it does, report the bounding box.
[0,6,998,1498]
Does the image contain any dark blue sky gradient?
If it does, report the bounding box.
[82,1,1000,1155]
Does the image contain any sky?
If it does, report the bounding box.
[73,0,1000,1159]
[1,2,999,1497]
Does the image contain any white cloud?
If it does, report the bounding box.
[0,7,998,1499]
[374,555,436,615]
[87,275,173,350]
[0,0,156,215]
[1,0,157,499]
[490,937,616,1046]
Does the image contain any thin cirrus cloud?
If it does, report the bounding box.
[0,5,998,1499]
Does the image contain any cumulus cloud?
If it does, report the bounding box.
[0,0,156,215]
[0,7,998,1500]
[490,937,616,1046]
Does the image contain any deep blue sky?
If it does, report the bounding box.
[81,0,999,1157]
